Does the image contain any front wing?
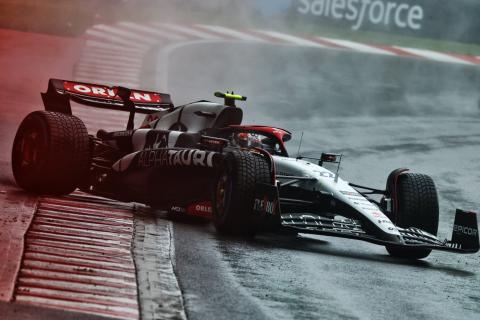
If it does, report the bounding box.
[280,209,479,254]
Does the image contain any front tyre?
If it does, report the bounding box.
[386,173,439,259]
[213,150,271,236]
[12,111,91,195]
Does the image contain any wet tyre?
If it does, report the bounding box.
[213,150,271,236]
[12,111,91,195]
[386,173,439,259]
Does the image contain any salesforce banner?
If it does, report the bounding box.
[289,0,480,44]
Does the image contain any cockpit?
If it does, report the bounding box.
[225,125,291,157]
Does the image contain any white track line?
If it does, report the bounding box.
[77,58,142,69]
[154,23,222,40]
[118,22,186,41]
[76,63,141,73]
[79,54,142,67]
[82,39,145,57]
[83,41,145,55]
[253,30,326,47]
[74,74,139,84]
[85,30,150,50]
[195,24,264,42]
[75,70,140,81]
[92,24,158,45]
[394,47,473,65]
[319,37,394,55]
[75,72,139,83]
[73,77,139,88]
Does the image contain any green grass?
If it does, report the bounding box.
[282,23,480,56]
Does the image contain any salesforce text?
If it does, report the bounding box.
[297,0,424,31]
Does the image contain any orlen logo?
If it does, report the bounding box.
[297,0,424,31]
[187,201,213,218]
[454,225,478,237]
[63,81,162,103]
[195,204,212,213]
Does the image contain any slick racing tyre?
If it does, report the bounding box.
[386,173,439,259]
[213,150,271,236]
[12,111,91,195]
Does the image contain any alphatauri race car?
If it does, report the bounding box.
[12,79,479,260]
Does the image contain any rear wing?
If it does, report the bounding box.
[41,79,174,128]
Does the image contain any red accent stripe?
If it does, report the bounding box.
[22,255,135,273]
[26,246,133,265]
[190,24,232,40]
[308,37,347,49]
[22,263,136,281]
[28,225,132,244]
[155,24,202,40]
[16,287,137,308]
[36,210,133,227]
[27,231,132,249]
[15,297,138,320]
[369,44,421,58]
[27,238,131,257]
[20,270,136,290]
[241,29,288,44]
[447,53,480,65]
[33,217,133,234]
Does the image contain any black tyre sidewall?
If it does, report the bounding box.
[12,112,49,190]
[213,150,271,236]
[11,111,91,195]
[386,173,439,259]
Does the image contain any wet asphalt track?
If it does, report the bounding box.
[152,43,480,319]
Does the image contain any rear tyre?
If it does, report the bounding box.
[12,111,91,195]
[213,150,271,236]
[385,173,439,259]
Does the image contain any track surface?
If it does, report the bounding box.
[1,28,479,320]
[159,43,480,320]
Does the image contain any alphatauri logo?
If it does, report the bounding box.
[137,149,216,168]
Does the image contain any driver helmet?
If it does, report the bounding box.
[234,132,261,148]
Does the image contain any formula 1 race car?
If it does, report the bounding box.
[11,79,479,260]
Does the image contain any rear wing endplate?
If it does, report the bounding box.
[41,79,174,116]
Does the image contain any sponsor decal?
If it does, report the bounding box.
[453,225,478,237]
[297,0,424,31]
[170,206,186,213]
[353,198,373,204]
[340,190,363,198]
[201,136,228,150]
[111,130,134,138]
[377,218,393,225]
[144,131,169,149]
[253,197,277,215]
[318,171,335,179]
[360,206,379,211]
[370,211,385,218]
[137,149,216,168]
[186,201,213,218]
[63,81,163,103]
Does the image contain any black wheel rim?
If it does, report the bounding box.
[18,123,46,170]
[215,168,232,218]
